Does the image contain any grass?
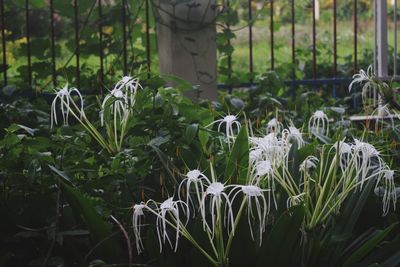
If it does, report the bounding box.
[223,16,399,80]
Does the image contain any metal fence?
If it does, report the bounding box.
[0,0,397,94]
[0,0,153,94]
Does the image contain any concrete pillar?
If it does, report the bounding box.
[154,0,218,101]
[375,0,388,78]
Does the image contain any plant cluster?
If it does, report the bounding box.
[1,68,400,266]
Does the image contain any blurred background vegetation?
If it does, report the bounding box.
[2,0,399,93]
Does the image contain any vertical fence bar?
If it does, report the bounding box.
[291,0,295,79]
[121,0,128,76]
[49,0,57,87]
[227,0,233,93]
[376,0,388,77]
[145,0,151,78]
[394,0,397,76]
[353,0,358,73]
[373,0,377,72]
[332,0,337,98]
[270,0,274,70]
[312,0,317,79]
[74,0,80,88]
[333,0,337,78]
[25,0,32,87]
[98,0,104,93]
[1,0,7,86]
[248,0,253,79]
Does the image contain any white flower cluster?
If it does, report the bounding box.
[100,76,142,126]
[132,117,306,253]
[50,76,142,128]
[333,139,397,215]
[132,114,397,255]
[133,169,268,253]
[50,76,142,153]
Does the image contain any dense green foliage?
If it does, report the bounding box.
[1,72,400,266]
[1,1,400,266]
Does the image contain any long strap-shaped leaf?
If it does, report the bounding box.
[342,223,398,267]
[49,165,126,263]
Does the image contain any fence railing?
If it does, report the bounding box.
[0,0,397,94]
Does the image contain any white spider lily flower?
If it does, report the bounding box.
[333,141,353,174]
[178,169,211,216]
[348,66,379,108]
[115,76,142,95]
[283,126,305,147]
[249,148,263,164]
[50,84,84,128]
[255,160,273,177]
[286,193,305,209]
[352,139,385,189]
[209,114,241,150]
[228,185,269,245]
[348,65,373,92]
[156,197,188,252]
[200,182,234,238]
[370,104,397,131]
[256,133,288,163]
[251,159,277,212]
[100,76,142,126]
[308,110,329,137]
[299,156,318,188]
[266,118,282,134]
[300,156,319,171]
[132,203,146,254]
[249,137,264,148]
[375,169,397,215]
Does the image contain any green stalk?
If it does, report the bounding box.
[225,198,247,258]
[144,207,219,267]
[62,99,114,154]
[216,198,226,266]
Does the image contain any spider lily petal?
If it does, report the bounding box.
[200,182,234,238]
[308,110,329,137]
[283,126,305,147]
[375,169,397,215]
[300,156,319,172]
[352,139,385,189]
[132,203,146,254]
[266,118,282,134]
[249,148,263,164]
[250,159,277,212]
[229,185,269,245]
[100,76,142,126]
[255,160,273,177]
[348,66,373,92]
[209,114,241,150]
[333,141,353,174]
[178,169,210,217]
[286,193,305,209]
[50,84,84,128]
[155,197,188,252]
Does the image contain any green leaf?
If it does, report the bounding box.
[185,123,198,144]
[224,126,249,184]
[148,135,170,147]
[343,223,398,267]
[257,206,305,267]
[49,166,125,262]
[327,178,378,264]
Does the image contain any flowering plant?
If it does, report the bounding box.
[131,112,398,266]
[50,76,142,154]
